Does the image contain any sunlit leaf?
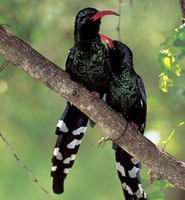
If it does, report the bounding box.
[149,192,164,200]
[153,180,175,191]
[171,60,181,76]
[158,51,171,75]
[159,74,173,92]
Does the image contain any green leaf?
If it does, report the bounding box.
[142,179,148,190]
[158,51,181,77]
[168,44,177,53]
[173,38,185,52]
[159,74,174,93]
[171,59,181,76]
[173,39,185,47]
[154,180,174,190]
[180,32,185,41]
[149,192,164,200]
[172,33,180,43]
[160,36,171,47]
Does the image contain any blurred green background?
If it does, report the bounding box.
[0,0,185,199]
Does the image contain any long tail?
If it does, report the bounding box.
[51,103,88,194]
[113,143,147,200]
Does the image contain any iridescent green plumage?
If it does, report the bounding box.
[107,41,146,130]
[106,40,147,200]
[66,7,110,96]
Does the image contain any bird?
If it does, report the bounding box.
[99,34,147,200]
[51,8,119,194]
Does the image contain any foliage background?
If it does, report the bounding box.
[0,0,185,199]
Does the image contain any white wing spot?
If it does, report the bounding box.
[67,139,82,149]
[116,162,126,177]
[63,168,69,174]
[71,154,76,161]
[56,152,62,160]
[53,147,59,156]
[128,166,139,178]
[63,157,71,164]
[51,166,57,171]
[140,100,143,108]
[135,184,145,198]
[57,120,69,132]
[72,126,87,135]
[102,93,106,101]
[122,183,134,195]
[63,154,77,164]
[57,120,63,128]
[53,147,62,160]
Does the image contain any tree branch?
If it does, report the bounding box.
[1,25,185,190]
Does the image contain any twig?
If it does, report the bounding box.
[162,122,185,150]
[0,24,12,28]
[117,0,122,41]
[179,0,185,23]
[0,133,54,200]
[0,60,9,73]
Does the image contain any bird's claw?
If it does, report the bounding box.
[131,122,139,130]
[93,136,110,148]
[92,91,100,102]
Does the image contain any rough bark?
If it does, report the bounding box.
[1,25,185,190]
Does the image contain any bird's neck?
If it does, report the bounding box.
[74,35,102,51]
[112,63,135,80]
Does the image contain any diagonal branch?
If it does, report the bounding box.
[1,25,185,190]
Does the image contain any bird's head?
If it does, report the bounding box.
[99,34,133,66]
[74,7,119,41]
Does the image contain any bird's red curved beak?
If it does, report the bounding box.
[99,34,115,50]
[90,10,119,21]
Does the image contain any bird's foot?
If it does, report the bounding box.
[93,136,111,148]
[118,113,123,117]
[131,122,139,130]
[92,91,100,101]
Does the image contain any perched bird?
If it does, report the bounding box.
[99,34,147,200]
[51,8,119,194]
